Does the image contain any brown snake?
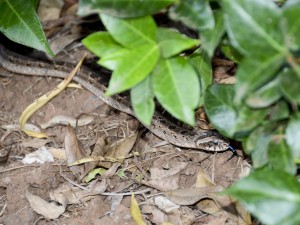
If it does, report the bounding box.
[0,44,230,151]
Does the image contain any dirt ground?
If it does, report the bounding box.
[0,68,250,225]
[0,1,251,224]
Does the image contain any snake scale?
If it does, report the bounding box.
[0,43,230,151]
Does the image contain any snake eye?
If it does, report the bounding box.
[213,140,219,145]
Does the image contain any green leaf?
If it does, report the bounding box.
[78,0,176,18]
[130,77,155,126]
[205,84,267,137]
[201,11,225,58]
[82,32,124,58]
[100,14,156,48]
[268,130,296,174]
[156,28,200,58]
[168,0,214,30]
[225,168,300,225]
[268,100,290,121]
[220,39,243,63]
[152,57,200,126]
[279,68,300,104]
[234,54,284,104]
[0,0,53,56]
[243,124,274,167]
[189,49,212,106]
[204,84,237,136]
[223,0,285,57]
[233,106,268,138]
[283,0,300,50]
[246,77,281,108]
[286,113,300,159]
[106,44,159,95]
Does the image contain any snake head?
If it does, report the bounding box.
[194,132,230,151]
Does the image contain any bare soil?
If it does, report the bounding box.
[0,71,249,225]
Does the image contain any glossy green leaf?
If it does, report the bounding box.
[268,130,296,174]
[286,113,300,159]
[223,0,285,57]
[168,0,214,30]
[0,0,53,56]
[106,44,159,95]
[100,14,156,48]
[220,39,243,63]
[280,68,300,104]
[152,57,200,126]
[283,0,300,50]
[234,54,284,104]
[78,0,176,18]
[204,84,237,136]
[98,48,130,70]
[82,32,124,58]
[205,84,267,138]
[201,11,225,58]
[156,28,200,58]
[246,77,281,108]
[189,49,212,106]
[243,124,275,167]
[131,77,155,126]
[268,100,290,121]
[233,106,268,139]
[225,168,300,225]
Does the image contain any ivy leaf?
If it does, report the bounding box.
[201,11,225,58]
[286,113,300,159]
[168,0,214,31]
[156,28,200,58]
[78,0,176,18]
[152,57,200,126]
[106,44,159,95]
[100,14,156,48]
[0,0,53,56]
[234,54,284,104]
[223,0,285,57]
[189,49,212,106]
[279,68,300,104]
[283,0,300,50]
[246,77,281,108]
[225,168,300,225]
[130,77,155,126]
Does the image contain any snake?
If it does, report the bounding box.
[0,43,230,151]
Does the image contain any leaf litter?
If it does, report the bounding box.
[0,5,251,225]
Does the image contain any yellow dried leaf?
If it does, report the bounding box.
[130,194,146,225]
[19,54,86,138]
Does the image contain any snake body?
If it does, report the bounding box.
[0,44,229,151]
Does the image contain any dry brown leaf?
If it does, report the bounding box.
[47,147,66,160]
[164,186,224,205]
[196,198,220,214]
[106,133,138,159]
[50,180,107,205]
[142,205,168,225]
[26,190,66,219]
[195,170,215,188]
[64,124,88,179]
